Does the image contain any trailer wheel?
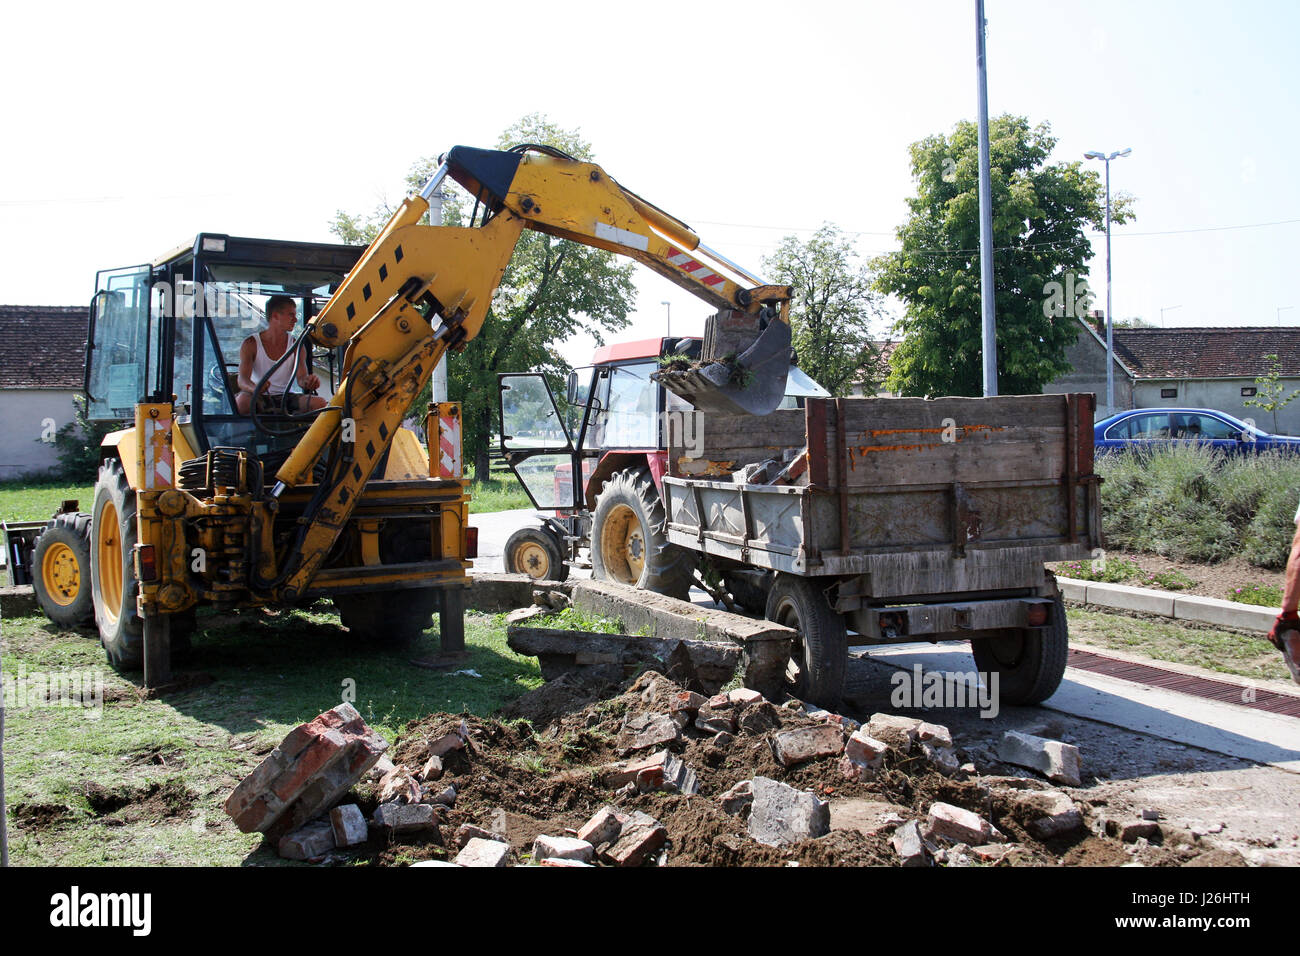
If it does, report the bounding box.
[970,595,1069,705]
[764,574,847,710]
[336,588,439,645]
[505,526,569,582]
[32,512,95,628]
[591,467,693,601]
[90,459,144,670]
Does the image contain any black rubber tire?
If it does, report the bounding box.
[970,595,1069,706]
[591,467,694,601]
[335,588,439,645]
[31,512,95,628]
[89,459,144,671]
[764,573,847,710]
[505,526,569,582]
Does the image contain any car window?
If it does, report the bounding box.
[1188,414,1239,440]
[1107,412,1169,440]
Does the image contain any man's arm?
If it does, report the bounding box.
[1282,519,1300,614]
[236,336,257,394]
[296,344,321,392]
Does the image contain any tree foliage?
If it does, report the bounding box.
[762,224,884,396]
[875,115,1133,397]
[330,114,636,476]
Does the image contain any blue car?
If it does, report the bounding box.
[1094,407,1300,453]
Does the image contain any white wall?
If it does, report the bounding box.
[1132,379,1300,436]
[0,389,80,479]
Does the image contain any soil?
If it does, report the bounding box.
[1053,549,1284,601]
[291,669,1254,868]
[80,778,196,825]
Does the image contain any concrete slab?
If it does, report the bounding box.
[1082,581,1176,616]
[860,642,1300,774]
[1173,594,1276,632]
[1056,577,1087,602]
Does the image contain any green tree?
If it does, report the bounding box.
[875,115,1133,397]
[330,114,636,477]
[762,224,884,396]
[1243,353,1300,434]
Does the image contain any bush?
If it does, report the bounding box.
[1097,445,1300,569]
[1227,583,1283,607]
[50,396,126,483]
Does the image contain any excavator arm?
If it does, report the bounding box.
[269,144,792,601]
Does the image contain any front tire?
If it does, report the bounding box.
[970,595,1069,706]
[764,573,847,709]
[89,459,144,670]
[591,467,693,600]
[32,512,94,627]
[505,526,569,582]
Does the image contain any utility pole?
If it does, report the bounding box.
[976,0,998,396]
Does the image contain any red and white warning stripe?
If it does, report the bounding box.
[665,247,727,287]
[438,412,462,479]
[142,413,173,490]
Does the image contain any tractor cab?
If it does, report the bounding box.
[86,233,366,474]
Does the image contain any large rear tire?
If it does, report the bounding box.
[32,512,94,628]
[764,573,847,710]
[591,467,693,601]
[970,595,1069,706]
[89,459,144,671]
[505,526,569,582]
[335,588,439,646]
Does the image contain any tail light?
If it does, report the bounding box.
[466,526,479,559]
[1026,602,1049,627]
[136,544,159,582]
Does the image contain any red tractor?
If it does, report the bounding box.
[497,335,828,599]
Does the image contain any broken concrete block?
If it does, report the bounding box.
[533,835,595,863]
[278,819,336,861]
[728,687,764,708]
[427,725,468,760]
[506,605,550,625]
[1120,820,1161,843]
[670,691,706,715]
[1141,808,1160,821]
[329,804,368,847]
[225,702,389,836]
[718,779,754,816]
[838,755,875,783]
[617,713,680,753]
[694,705,737,735]
[1017,791,1084,840]
[748,776,830,846]
[866,713,923,751]
[770,725,844,767]
[378,765,421,804]
[921,742,960,777]
[455,823,505,848]
[578,805,630,846]
[916,721,953,749]
[426,784,457,807]
[892,820,929,867]
[456,837,511,867]
[660,752,699,796]
[997,731,1082,786]
[420,755,444,782]
[925,802,1004,846]
[844,731,889,769]
[366,755,395,782]
[374,801,439,834]
[602,811,667,867]
[971,843,1015,863]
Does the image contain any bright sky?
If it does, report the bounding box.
[2,0,1297,368]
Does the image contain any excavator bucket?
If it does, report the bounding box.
[656,314,792,416]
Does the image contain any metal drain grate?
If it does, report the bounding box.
[1067,648,1300,718]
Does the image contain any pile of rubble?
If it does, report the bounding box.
[223,671,1229,867]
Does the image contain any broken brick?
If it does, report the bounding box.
[456,837,511,867]
[374,801,439,834]
[997,731,1082,787]
[601,811,667,867]
[329,804,368,847]
[748,776,829,846]
[925,802,1004,845]
[278,819,336,861]
[578,805,630,845]
[533,835,595,863]
[770,725,844,767]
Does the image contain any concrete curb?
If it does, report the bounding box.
[1058,576,1278,633]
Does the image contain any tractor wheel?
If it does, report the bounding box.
[336,588,439,645]
[89,459,144,670]
[505,526,569,582]
[970,595,1069,706]
[32,512,95,628]
[764,573,847,710]
[591,467,693,601]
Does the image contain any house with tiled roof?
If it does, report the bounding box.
[0,305,88,478]
[1043,316,1300,433]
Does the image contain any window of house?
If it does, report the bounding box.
[1242,386,1257,397]
[1160,387,1177,398]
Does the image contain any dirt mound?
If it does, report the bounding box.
[309,670,1233,867]
[81,778,195,824]
[10,802,74,830]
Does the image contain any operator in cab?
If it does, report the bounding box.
[234,295,328,414]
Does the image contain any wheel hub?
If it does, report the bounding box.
[516,541,550,579]
[41,541,80,605]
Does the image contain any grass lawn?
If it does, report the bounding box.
[0,607,540,866]
[1065,606,1292,684]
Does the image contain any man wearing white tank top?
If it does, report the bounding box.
[235,295,327,414]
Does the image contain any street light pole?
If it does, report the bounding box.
[976,0,998,397]
[1160,305,1182,328]
[1085,147,1131,412]
[661,300,671,339]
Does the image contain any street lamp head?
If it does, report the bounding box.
[1113,148,1132,159]
[1084,151,1105,160]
